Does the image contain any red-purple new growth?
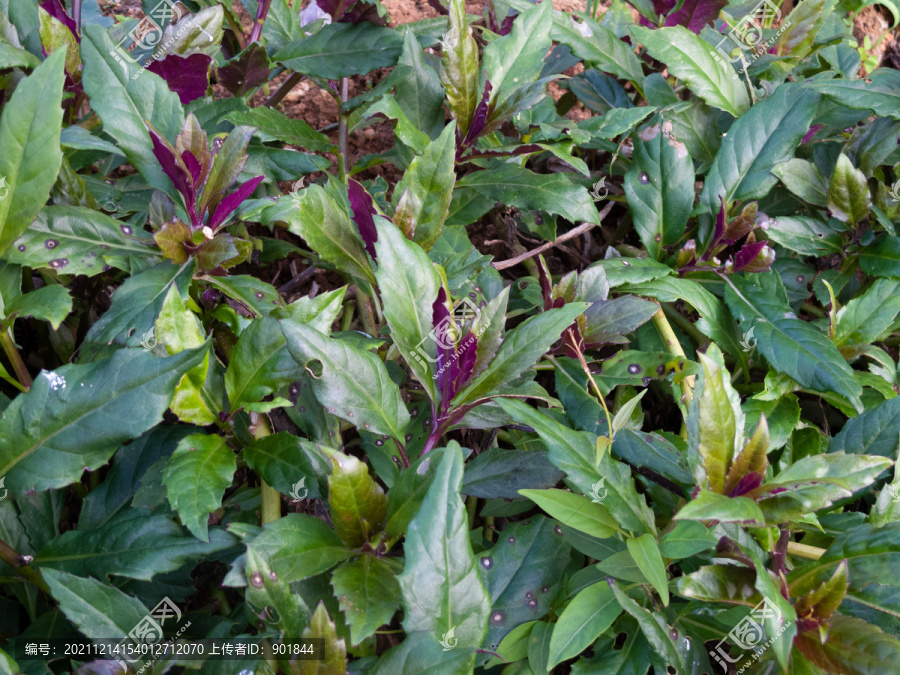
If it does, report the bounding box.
[458,79,493,157]
[732,240,769,273]
[41,0,79,41]
[432,287,477,415]
[147,53,213,104]
[348,179,379,260]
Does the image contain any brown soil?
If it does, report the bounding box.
[853,5,898,73]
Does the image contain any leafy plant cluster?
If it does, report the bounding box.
[0,0,899,672]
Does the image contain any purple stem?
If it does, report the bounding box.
[249,0,272,44]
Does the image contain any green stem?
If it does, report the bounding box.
[483,516,495,543]
[251,414,281,525]
[353,287,379,336]
[652,307,693,438]
[341,300,356,332]
[338,77,350,183]
[0,328,31,390]
[466,496,477,531]
[661,304,707,347]
[787,541,825,560]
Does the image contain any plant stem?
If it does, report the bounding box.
[72,0,82,32]
[338,77,350,182]
[661,303,707,347]
[251,413,281,525]
[494,203,614,271]
[787,541,825,560]
[263,72,303,108]
[353,286,378,336]
[249,0,272,44]
[652,307,694,403]
[0,328,31,390]
[466,496,477,531]
[0,537,48,593]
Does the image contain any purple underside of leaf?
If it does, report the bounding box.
[426,0,449,15]
[802,124,825,144]
[181,150,203,186]
[652,0,678,16]
[146,53,213,105]
[455,331,478,391]
[147,126,198,225]
[459,79,494,153]
[729,471,764,497]
[216,43,271,96]
[41,0,79,42]
[209,175,265,230]
[704,196,727,259]
[663,0,727,32]
[348,179,378,260]
[433,287,455,407]
[732,240,769,272]
[537,258,553,311]
[500,12,517,35]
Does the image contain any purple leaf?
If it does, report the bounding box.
[500,12,517,35]
[732,240,769,273]
[802,124,824,144]
[147,125,199,226]
[455,331,478,391]
[208,175,265,230]
[459,79,493,155]
[348,179,378,260]
[536,256,553,311]
[217,43,272,97]
[729,471,764,497]
[704,196,727,260]
[432,287,455,408]
[41,0,79,41]
[663,0,727,33]
[181,150,203,186]
[651,0,678,16]
[146,53,212,104]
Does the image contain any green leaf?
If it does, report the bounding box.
[35,509,235,580]
[548,581,621,668]
[835,279,900,347]
[676,564,760,604]
[690,348,742,494]
[0,48,66,257]
[770,158,829,207]
[245,548,312,639]
[0,264,71,330]
[631,26,748,117]
[43,570,152,639]
[397,444,490,654]
[827,153,872,225]
[626,533,670,606]
[456,165,601,225]
[392,123,456,251]
[625,120,694,260]
[764,214,844,256]
[85,261,195,347]
[658,521,718,559]
[7,205,158,275]
[0,346,206,497]
[327,450,388,547]
[859,235,900,278]
[550,13,644,84]
[300,603,348,675]
[247,513,353,585]
[581,106,657,140]
[274,22,402,79]
[724,273,864,412]
[331,557,401,645]
[518,488,618,539]
[809,68,900,119]
[453,303,588,405]
[81,25,184,196]
[286,184,376,284]
[797,614,900,675]
[699,84,821,214]
[223,104,335,154]
[608,581,687,673]
[482,1,552,105]
[439,0,480,136]
[244,432,327,500]
[675,489,765,524]
[162,433,236,542]
[281,321,411,441]
[831,397,900,458]
[370,632,475,675]
[477,517,572,655]
[462,448,564,499]
[225,316,302,411]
